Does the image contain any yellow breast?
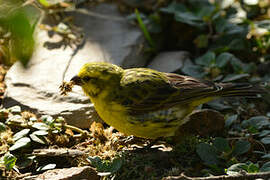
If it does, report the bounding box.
[90,95,194,139]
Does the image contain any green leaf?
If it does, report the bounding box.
[9,137,31,151]
[222,74,250,83]
[260,162,270,172]
[0,122,7,132]
[182,64,207,78]
[206,99,232,111]
[262,154,270,159]
[160,2,187,14]
[225,114,238,128]
[213,137,231,153]
[16,155,35,169]
[87,156,123,174]
[40,115,54,125]
[195,51,216,66]
[232,140,250,156]
[30,133,47,144]
[194,34,208,48]
[9,106,21,113]
[32,130,48,136]
[38,0,51,7]
[160,1,215,28]
[216,52,234,68]
[242,116,269,130]
[36,164,56,172]
[226,163,248,175]
[259,130,270,137]
[196,143,219,165]
[13,129,30,141]
[135,9,155,49]
[3,9,35,66]
[261,136,270,145]
[247,163,259,173]
[175,11,204,27]
[0,153,17,171]
[230,58,244,73]
[32,122,49,130]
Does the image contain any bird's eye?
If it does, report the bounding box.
[83,76,91,82]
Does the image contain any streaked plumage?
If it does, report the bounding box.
[71,62,265,139]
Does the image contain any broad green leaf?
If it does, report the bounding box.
[247,163,259,173]
[175,11,204,27]
[261,136,270,145]
[260,162,270,172]
[242,116,269,130]
[160,2,187,14]
[0,153,17,171]
[262,154,270,159]
[160,1,214,28]
[195,51,216,66]
[32,130,48,136]
[206,99,232,111]
[222,74,250,83]
[40,115,54,124]
[87,156,123,174]
[213,137,231,153]
[194,34,208,48]
[9,106,21,113]
[232,140,250,156]
[226,163,248,175]
[196,143,219,165]
[16,155,35,169]
[216,52,234,68]
[6,115,23,123]
[259,130,270,137]
[230,58,244,73]
[32,122,49,130]
[2,9,35,66]
[225,114,238,128]
[38,0,51,7]
[0,122,6,132]
[182,64,207,78]
[13,129,30,141]
[9,137,31,151]
[30,134,47,144]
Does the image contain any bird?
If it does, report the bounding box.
[70,62,265,139]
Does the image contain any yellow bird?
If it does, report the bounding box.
[70,62,265,139]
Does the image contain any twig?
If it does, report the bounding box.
[163,172,270,180]
[32,148,86,157]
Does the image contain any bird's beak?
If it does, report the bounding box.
[70,75,82,86]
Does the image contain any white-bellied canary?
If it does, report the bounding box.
[69,62,265,139]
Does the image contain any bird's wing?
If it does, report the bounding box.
[118,69,219,114]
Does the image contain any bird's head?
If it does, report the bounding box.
[71,62,123,97]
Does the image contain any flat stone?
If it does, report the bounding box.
[35,166,99,180]
[180,109,225,136]
[147,51,190,72]
[3,3,146,128]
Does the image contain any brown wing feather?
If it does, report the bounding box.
[118,70,219,114]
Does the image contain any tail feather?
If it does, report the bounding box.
[215,83,267,98]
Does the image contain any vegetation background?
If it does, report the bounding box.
[0,0,270,179]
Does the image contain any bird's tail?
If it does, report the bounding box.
[214,83,267,98]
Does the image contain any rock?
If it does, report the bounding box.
[147,51,190,72]
[177,109,225,137]
[3,3,146,128]
[35,166,99,180]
